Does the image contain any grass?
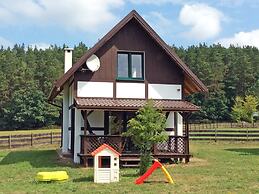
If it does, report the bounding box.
[0,141,259,194]
[0,128,61,136]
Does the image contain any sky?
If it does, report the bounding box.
[0,0,259,49]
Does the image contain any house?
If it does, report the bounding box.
[48,10,208,166]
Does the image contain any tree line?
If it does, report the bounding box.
[0,43,258,130]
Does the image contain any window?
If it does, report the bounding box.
[117,52,144,80]
[98,156,111,168]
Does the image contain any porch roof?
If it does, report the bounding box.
[74,98,200,111]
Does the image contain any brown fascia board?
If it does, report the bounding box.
[48,10,208,101]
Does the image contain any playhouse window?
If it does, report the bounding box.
[117,52,144,80]
[98,156,111,168]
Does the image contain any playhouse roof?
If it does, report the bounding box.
[91,144,121,156]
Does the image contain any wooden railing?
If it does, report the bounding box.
[81,135,123,154]
[154,136,188,155]
[80,135,188,155]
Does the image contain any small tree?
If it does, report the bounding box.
[231,96,245,122]
[231,95,258,123]
[123,100,167,175]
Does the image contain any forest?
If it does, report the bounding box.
[0,42,258,130]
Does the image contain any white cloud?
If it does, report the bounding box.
[179,3,224,40]
[217,29,259,48]
[0,0,124,32]
[0,37,13,48]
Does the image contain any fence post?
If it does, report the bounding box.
[246,128,249,141]
[9,135,12,149]
[50,132,53,144]
[215,128,217,142]
[31,133,33,146]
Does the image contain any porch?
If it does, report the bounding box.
[66,98,197,165]
[79,134,190,166]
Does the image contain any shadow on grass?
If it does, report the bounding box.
[225,148,259,156]
[144,180,170,184]
[0,150,74,168]
[73,176,94,182]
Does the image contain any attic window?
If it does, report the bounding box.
[117,52,144,80]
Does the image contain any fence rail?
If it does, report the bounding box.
[0,132,61,149]
[190,129,259,141]
[189,122,259,130]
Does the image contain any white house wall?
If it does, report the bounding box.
[166,111,175,136]
[88,111,104,128]
[74,108,81,163]
[148,84,182,100]
[77,81,113,98]
[116,83,145,98]
[177,113,183,136]
[62,83,69,153]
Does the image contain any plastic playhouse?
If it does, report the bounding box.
[135,159,174,184]
[91,143,121,183]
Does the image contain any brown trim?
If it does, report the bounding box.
[113,81,116,98]
[48,10,207,101]
[69,104,74,110]
[69,78,74,87]
[165,128,174,132]
[145,80,148,99]
[76,106,198,112]
[83,110,88,135]
[74,80,78,98]
[48,101,62,109]
[174,112,178,136]
[80,127,104,131]
[104,111,109,135]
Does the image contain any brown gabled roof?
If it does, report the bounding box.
[75,98,200,112]
[48,10,208,101]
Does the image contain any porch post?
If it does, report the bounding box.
[62,84,69,153]
[73,108,81,163]
[186,116,190,158]
[174,112,178,153]
[83,110,88,136]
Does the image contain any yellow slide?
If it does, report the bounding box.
[36,171,69,182]
[160,165,174,184]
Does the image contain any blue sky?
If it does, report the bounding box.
[0,0,259,49]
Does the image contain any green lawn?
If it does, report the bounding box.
[0,128,61,136]
[0,141,258,194]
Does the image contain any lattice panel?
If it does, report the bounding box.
[155,136,186,154]
[84,136,122,154]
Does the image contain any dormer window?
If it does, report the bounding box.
[117,52,144,80]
